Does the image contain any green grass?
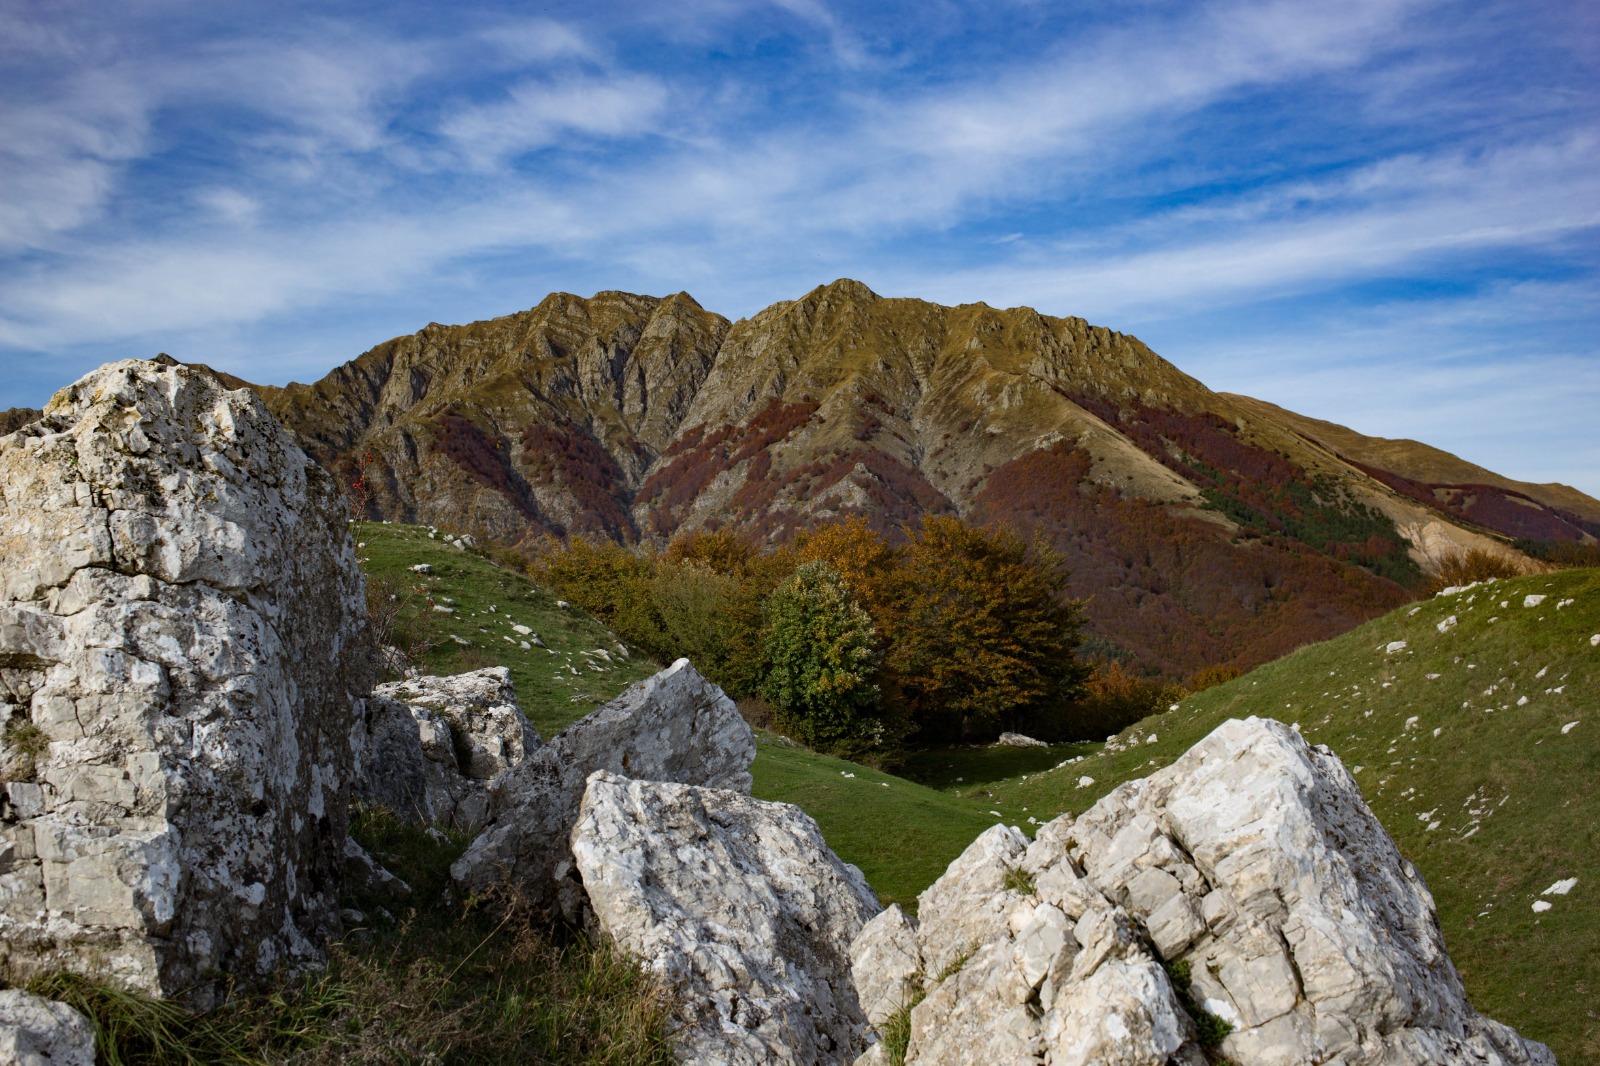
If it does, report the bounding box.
[749,732,998,909]
[356,524,1598,1058]
[965,568,1600,1064]
[355,522,660,736]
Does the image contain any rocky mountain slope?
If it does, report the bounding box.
[239,281,1598,677]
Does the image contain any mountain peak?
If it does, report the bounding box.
[806,278,881,303]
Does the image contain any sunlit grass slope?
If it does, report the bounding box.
[941,568,1599,1063]
[749,733,998,908]
[355,521,660,735]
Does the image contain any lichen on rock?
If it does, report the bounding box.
[573,770,881,1065]
[0,359,372,1002]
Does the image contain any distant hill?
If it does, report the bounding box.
[0,407,41,436]
[215,280,1596,679]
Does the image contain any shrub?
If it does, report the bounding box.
[1071,660,1184,741]
[1427,547,1538,592]
[1186,662,1243,693]
[364,572,441,678]
[2,717,49,782]
[761,561,886,753]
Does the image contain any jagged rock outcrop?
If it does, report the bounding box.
[451,658,754,916]
[351,666,540,828]
[261,290,730,543]
[0,359,371,1002]
[573,770,881,1065]
[0,989,95,1066]
[852,717,1554,1066]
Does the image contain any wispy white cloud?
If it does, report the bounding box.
[440,73,671,167]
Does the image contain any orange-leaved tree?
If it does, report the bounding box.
[883,516,1088,743]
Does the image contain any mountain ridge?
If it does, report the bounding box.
[46,279,1595,679]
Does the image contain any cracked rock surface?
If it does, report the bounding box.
[851,717,1555,1066]
[0,988,96,1066]
[573,771,881,1066]
[352,666,540,829]
[451,657,755,918]
[0,359,371,1002]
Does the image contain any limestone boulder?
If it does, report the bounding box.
[573,771,880,1065]
[352,666,540,829]
[451,658,754,915]
[0,359,371,1002]
[851,717,1555,1066]
[0,989,95,1066]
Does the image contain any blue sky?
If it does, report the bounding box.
[3,0,1597,495]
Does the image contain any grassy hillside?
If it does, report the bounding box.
[356,521,660,736]
[358,523,1596,1059]
[356,521,1001,906]
[912,568,1599,1063]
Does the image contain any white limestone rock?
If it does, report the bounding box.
[0,989,95,1066]
[451,658,755,916]
[852,717,1555,1066]
[0,360,371,1003]
[997,732,1048,748]
[850,904,922,1027]
[573,771,880,1065]
[352,666,540,829]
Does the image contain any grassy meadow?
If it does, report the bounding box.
[358,522,1595,1061]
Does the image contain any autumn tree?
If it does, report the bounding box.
[884,516,1088,743]
[760,561,885,753]
[529,536,669,659]
[793,515,901,617]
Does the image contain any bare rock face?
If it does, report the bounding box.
[0,359,371,1001]
[0,989,96,1066]
[573,771,881,1065]
[352,666,540,828]
[450,658,754,913]
[852,717,1555,1066]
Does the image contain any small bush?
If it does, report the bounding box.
[1427,548,1539,592]
[1002,866,1036,896]
[1070,660,1183,740]
[761,561,887,755]
[2,718,48,782]
[1186,662,1243,693]
[363,572,441,677]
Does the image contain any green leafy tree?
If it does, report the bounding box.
[760,561,884,752]
[884,516,1088,743]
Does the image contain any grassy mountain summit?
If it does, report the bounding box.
[238,280,1597,680]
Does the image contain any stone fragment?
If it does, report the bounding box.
[0,360,371,1002]
[0,989,95,1066]
[853,716,1556,1066]
[342,836,411,901]
[451,658,754,916]
[850,904,922,1027]
[573,771,879,1065]
[996,731,1048,747]
[352,666,540,829]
